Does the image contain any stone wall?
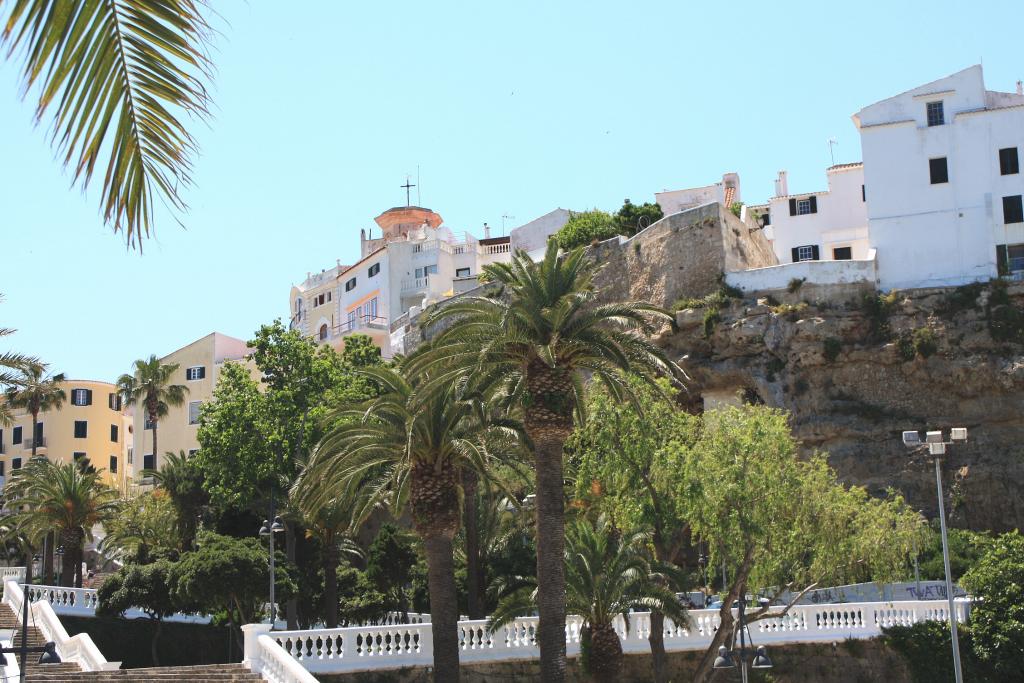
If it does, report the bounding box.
[318,638,911,683]
[590,203,777,309]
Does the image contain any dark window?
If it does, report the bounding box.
[109,456,118,474]
[143,453,155,471]
[762,211,771,226]
[929,157,949,184]
[12,427,22,445]
[998,243,1024,275]
[789,196,817,216]
[926,101,945,126]
[1004,195,1024,224]
[108,393,121,411]
[73,452,86,463]
[368,263,380,277]
[127,448,133,465]
[188,449,199,457]
[319,324,329,340]
[0,461,4,476]
[833,247,853,260]
[792,245,820,262]
[0,429,4,453]
[71,388,92,406]
[110,424,119,442]
[862,185,866,202]
[345,278,356,291]
[144,415,155,429]
[34,422,42,443]
[185,366,206,381]
[12,457,22,470]
[456,267,471,278]
[1000,147,1020,175]
[74,421,88,438]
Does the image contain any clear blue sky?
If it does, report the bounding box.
[1,0,1021,381]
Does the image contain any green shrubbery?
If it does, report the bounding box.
[823,337,842,362]
[555,199,664,250]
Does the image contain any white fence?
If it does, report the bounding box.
[13,579,209,623]
[243,599,970,675]
[2,579,119,673]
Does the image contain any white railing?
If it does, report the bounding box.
[401,276,430,292]
[483,242,511,255]
[1,566,26,584]
[16,580,209,623]
[243,624,320,683]
[243,599,970,675]
[3,579,120,672]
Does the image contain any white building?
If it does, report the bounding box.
[292,205,567,357]
[655,172,741,216]
[760,164,870,264]
[509,208,571,260]
[853,65,1024,289]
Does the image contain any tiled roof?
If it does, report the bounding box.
[724,186,736,207]
[827,162,863,171]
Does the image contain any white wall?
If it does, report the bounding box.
[509,208,570,258]
[726,250,877,292]
[855,65,1024,289]
[655,173,740,216]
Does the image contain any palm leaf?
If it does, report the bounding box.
[1,0,214,248]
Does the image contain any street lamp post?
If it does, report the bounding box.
[903,427,967,683]
[713,595,773,683]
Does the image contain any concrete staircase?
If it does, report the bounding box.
[0,603,82,677]
[24,664,265,682]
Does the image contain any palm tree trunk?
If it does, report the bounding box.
[461,468,483,620]
[323,540,339,628]
[532,427,569,683]
[60,529,77,588]
[23,543,34,586]
[588,622,624,683]
[42,532,54,585]
[423,535,461,683]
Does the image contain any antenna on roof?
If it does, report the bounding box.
[502,213,515,234]
[417,165,421,206]
[828,137,838,166]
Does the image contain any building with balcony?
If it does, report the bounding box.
[0,379,133,493]
[290,205,546,357]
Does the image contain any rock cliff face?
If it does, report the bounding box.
[662,280,1024,532]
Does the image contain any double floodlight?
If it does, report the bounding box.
[259,516,285,537]
[713,645,773,670]
[902,428,968,450]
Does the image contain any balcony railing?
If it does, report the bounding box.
[330,316,388,338]
[401,276,430,292]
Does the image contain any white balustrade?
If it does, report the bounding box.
[242,599,971,676]
[243,625,319,683]
[26,584,101,616]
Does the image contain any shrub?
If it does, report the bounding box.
[703,309,721,338]
[989,304,1024,343]
[823,337,841,362]
[961,531,1024,677]
[766,357,785,382]
[861,291,899,341]
[672,282,741,312]
[896,333,916,361]
[883,621,991,682]
[729,201,744,218]
[787,277,806,293]
[771,302,808,320]
[555,209,618,250]
[912,327,938,358]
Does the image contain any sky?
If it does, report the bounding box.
[1,0,1022,381]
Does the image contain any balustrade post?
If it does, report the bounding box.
[418,621,433,659]
[242,623,273,672]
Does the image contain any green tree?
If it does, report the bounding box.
[918,525,993,582]
[117,355,188,473]
[491,515,686,683]
[342,333,383,368]
[4,362,67,582]
[6,459,119,586]
[147,450,208,550]
[100,491,180,564]
[0,293,37,397]
[569,376,698,681]
[415,242,679,681]
[671,406,925,682]
[170,531,295,650]
[555,209,618,249]
[613,199,663,237]
[961,531,1024,677]
[365,523,419,615]
[97,560,181,665]
[0,1,215,247]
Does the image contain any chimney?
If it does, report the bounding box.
[774,170,789,198]
[1017,80,1023,96]
[483,222,491,239]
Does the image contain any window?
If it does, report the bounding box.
[144,414,155,429]
[319,324,329,340]
[1004,195,1024,224]
[0,429,3,453]
[833,246,853,260]
[792,245,819,262]
[127,448,134,465]
[929,157,949,184]
[71,388,92,406]
[74,421,88,438]
[12,427,22,445]
[12,457,21,470]
[327,291,332,302]
[185,366,206,381]
[926,101,945,126]
[368,263,380,277]
[347,311,356,329]
[109,456,118,474]
[188,449,199,457]
[73,452,86,462]
[367,297,378,319]
[789,196,817,216]
[456,267,471,277]
[110,424,119,442]
[862,185,866,202]
[425,264,438,275]
[1000,147,1020,176]
[997,243,1024,275]
[188,401,202,425]
[108,393,121,411]
[34,422,42,443]
[0,461,4,476]
[345,278,357,291]
[143,453,155,471]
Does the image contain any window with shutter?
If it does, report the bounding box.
[345,278,357,291]
[74,421,87,438]
[795,245,816,262]
[108,393,122,411]
[1000,148,1019,175]
[788,198,797,216]
[1003,195,1024,224]
[368,263,380,277]
[1008,244,1024,274]
[186,366,206,381]
[797,199,812,215]
[110,424,119,442]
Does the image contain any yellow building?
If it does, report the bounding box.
[0,379,133,493]
[127,332,253,480]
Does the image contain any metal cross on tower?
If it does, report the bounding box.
[401,177,416,207]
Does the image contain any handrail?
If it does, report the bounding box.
[242,624,319,683]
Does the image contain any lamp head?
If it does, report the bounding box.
[713,645,736,669]
[38,641,61,664]
[902,431,921,447]
[929,442,947,456]
[270,516,285,533]
[751,646,773,669]
[950,427,968,442]
[258,520,271,537]
[925,430,944,444]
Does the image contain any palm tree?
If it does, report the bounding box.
[6,459,119,587]
[0,293,38,425]
[0,1,215,248]
[490,516,688,683]
[117,356,187,474]
[145,450,207,550]
[413,241,681,681]
[4,362,66,582]
[303,366,520,682]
